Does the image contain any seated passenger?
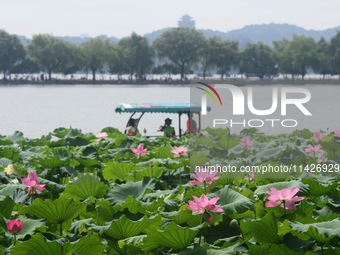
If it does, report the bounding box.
[158,118,175,138]
[186,113,198,134]
[125,118,139,136]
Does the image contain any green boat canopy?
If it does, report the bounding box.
[115,102,210,137]
[115,102,210,114]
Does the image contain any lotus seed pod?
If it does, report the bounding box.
[229,219,239,228]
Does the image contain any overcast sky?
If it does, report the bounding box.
[1,0,339,38]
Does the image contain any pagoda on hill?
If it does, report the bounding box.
[178,15,195,29]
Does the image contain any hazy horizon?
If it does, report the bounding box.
[1,0,340,38]
[10,22,340,40]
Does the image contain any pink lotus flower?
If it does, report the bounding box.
[189,168,219,185]
[131,144,148,159]
[188,194,224,222]
[249,171,255,181]
[96,132,108,139]
[240,137,251,149]
[316,155,328,163]
[334,130,340,138]
[265,187,304,210]
[313,132,323,141]
[304,144,322,156]
[21,172,45,194]
[7,219,23,234]
[171,146,188,158]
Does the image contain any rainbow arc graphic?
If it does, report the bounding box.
[197,82,223,106]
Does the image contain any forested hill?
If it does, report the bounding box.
[218,23,340,46]
[16,23,340,47]
[145,23,340,46]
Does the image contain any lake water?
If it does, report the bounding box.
[0,84,339,138]
[0,84,190,138]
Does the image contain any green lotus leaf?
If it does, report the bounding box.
[101,126,122,135]
[64,128,83,138]
[191,134,216,149]
[52,127,71,138]
[290,219,340,243]
[0,135,13,146]
[118,235,146,249]
[102,161,139,182]
[95,199,115,223]
[11,233,105,255]
[113,195,146,214]
[293,200,317,223]
[281,233,315,252]
[291,129,313,139]
[144,221,200,250]
[63,173,108,200]
[241,213,281,244]
[72,235,106,255]
[169,243,246,254]
[69,218,93,234]
[168,209,193,225]
[10,233,69,255]
[33,154,67,169]
[0,157,11,168]
[105,214,162,239]
[20,196,86,225]
[141,198,166,213]
[245,243,270,255]
[133,165,164,180]
[315,205,340,221]
[6,131,25,143]
[75,157,101,167]
[0,184,25,197]
[320,141,340,160]
[152,143,173,158]
[15,216,45,240]
[190,152,210,169]
[0,146,19,161]
[106,178,154,204]
[252,145,299,164]
[267,244,305,255]
[66,136,90,146]
[240,128,264,137]
[37,177,65,193]
[0,196,15,218]
[205,127,230,137]
[113,194,165,215]
[302,178,338,197]
[215,185,253,215]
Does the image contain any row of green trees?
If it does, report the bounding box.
[1,28,340,81]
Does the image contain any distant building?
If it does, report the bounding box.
[178,15,195,29]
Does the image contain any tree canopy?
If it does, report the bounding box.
[81,37,111,80]
[3,29,340,81]
[118,32,154,79]
[153,28,205,79]
[241,42,277,78]
[0,30,26,79]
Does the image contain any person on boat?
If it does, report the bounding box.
[125,118,139,136]
[158,118,175,138]
[186,113,197,134]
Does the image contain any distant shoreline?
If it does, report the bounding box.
[1,78,340,86]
